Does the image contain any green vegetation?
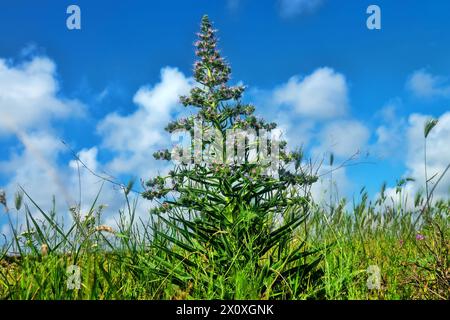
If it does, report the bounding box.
[0,187,448,300]
[0,16,448,300]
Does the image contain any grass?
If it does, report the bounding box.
[0,183,448,300]
[1,15,448,301]
[0,118,449,300]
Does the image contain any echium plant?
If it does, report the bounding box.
[143,15,322,298]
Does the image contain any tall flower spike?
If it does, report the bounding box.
[145,15,315,204]
[181,15,245,111]
[194,15,230,87]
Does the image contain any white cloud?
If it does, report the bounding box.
[310,164,351,205]
[68,147,124,215]
[0,57,83,136]
[312,120,370,159]
[98,67,193,178]
[0,131,130,233]
[382,112,450,206]
[0,132,67,209]
[0,55,124,236]
[372,101,407,160]
[4,50,447,243]
[404,112,450,198]
[407,69,450,99]
[278,0,324,18]
[273,110,316,147]
[0,62,193,239]
[273,67,349,120]
[0,55,89,225]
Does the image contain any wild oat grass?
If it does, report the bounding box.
[0,185,448,300]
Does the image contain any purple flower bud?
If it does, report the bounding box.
[416,234,425,241]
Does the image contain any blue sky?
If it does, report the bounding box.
[1,0,450,231]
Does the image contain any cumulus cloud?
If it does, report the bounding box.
[253,67,366,207]
[372,101,407,160]
[0,61,193,239]
[0,132,69,209]
[97,67,193,178]
[407,69,450,99]
[310,164,351,206]
[382,112,450,206]
[273,67,349,120]
[0,57,83,136]
[0,134,128,231]
[277,115,316,147]
[254,67,366,203]
[0,55,124,235]
[67,147,128,215]
[278,0,324,18]
[312,120,370,159]
[404,113,450,198]
[6,49,448,242]
[0,124,127,232]
[0,55,89,219]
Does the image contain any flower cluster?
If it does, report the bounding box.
[231,104,256,117]
[180,87,208,108]
[153,149,172,161]
[278,168,318,185]
[151,202,172,215]
[281,150,304,169]
[233,115,277,131]
[191,16,232,88]
[165,117,195,133]
[143,176,170,200]
[143,15,317,217]
[180,16,243,112]
[214,85,245,101]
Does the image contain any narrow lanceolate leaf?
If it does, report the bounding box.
[153,244,198,268]
[154,230,197,253]
[20,187,74,249]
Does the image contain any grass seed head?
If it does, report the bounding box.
[0,189,8,212]
[95,225,115,234]
[41,243,48,256]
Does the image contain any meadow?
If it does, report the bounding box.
[0,15,448,301]
[0,177,448,300]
